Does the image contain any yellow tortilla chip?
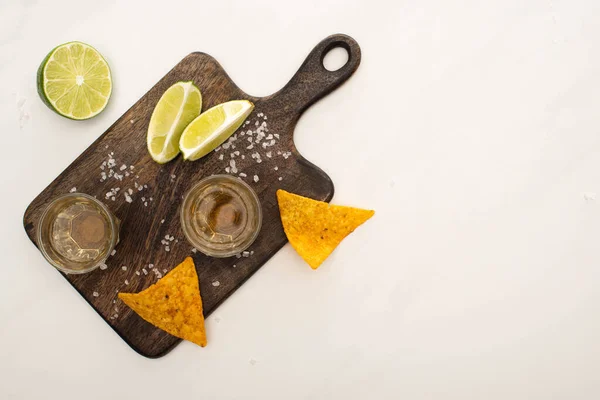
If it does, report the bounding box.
[277,190,374,269]
[118,257,207,347]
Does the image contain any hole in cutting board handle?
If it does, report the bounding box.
[322,46,349,71]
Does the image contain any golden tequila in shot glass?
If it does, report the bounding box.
[181,175,262,257]
[37,193,119,274]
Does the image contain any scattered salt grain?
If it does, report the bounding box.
[191,248,197,253]
[99,263,108,270]
[161,219,165,224]
[122,266,127,271]
[233,264,236,268]
[169,236,174,241]
[266,151,272,158]
[92,291,99,297]
[239,173,247,177]
[219,154,224,160]
[278,177,283,181]
[253,175,259,183]
[142,268,148,275]
[69,187,77,193]
[212,281,220,287]
[120,164,127,171]
[144,201,148,207]
[111,249,116,256]
[165,246,170,252]
[124,279,129,285]
[135,271,140,276]
[242,251,250,257]
[583,192,596,201]
[125,194,133,203]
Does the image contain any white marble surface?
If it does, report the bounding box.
[2,0,600,398]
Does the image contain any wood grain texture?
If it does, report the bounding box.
[23,34,361,358]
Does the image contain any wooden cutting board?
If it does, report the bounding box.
[23,34,361,358]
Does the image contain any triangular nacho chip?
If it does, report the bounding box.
[277,190,374,269]
[118,257,207,347]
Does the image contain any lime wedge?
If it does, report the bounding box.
[37,42,112,120]
[180,100,254,161]
[147,81,202,164]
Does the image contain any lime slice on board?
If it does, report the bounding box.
[179,100,254,161]
[37,42,112,120]
[147,81,202,164]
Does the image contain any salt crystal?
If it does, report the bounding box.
[111,197,115,201]
[253,175,259,182]
[111,249,116,256]
[274,166,278,171]
[130,166,134,170]
[142,268,148,275]
[122,266,127,271]
[583,192,597,201]
[149,264,154,268]
[144,185,148,188]
[215,146,221,152]
[124,279,129,285]
[242,251,250,257]
[233,264,236,268]
[144,201,148,206]
[125,194,132,203]
[120,164,127,171]
[219,154,224,160]
[236,253,241,258]
[165,235,170,239]
[141,197,146,201]
[170,174,176,179]
[165,246,170,252]
[225,167,231,173]
[241,155,245,159]
[274,134,279,139]
[92,291,99,297]
[239,173,247,177]
[130,119,135,124]
[99,263,108,270]
[169,236,174,241]
[264,116,267,120]
[247,144,253,150]
[161,219,165,224]
[191,248,197,253]
[135,271,140,276]
[163,269,167,273]
[278,177,283,181]
[212,281,220,287]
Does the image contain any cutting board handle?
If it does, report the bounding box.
[275,34,361,116]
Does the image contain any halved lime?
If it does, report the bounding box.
[147,81,202,163]
[37,42,112,120]
[180,100,254,161]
